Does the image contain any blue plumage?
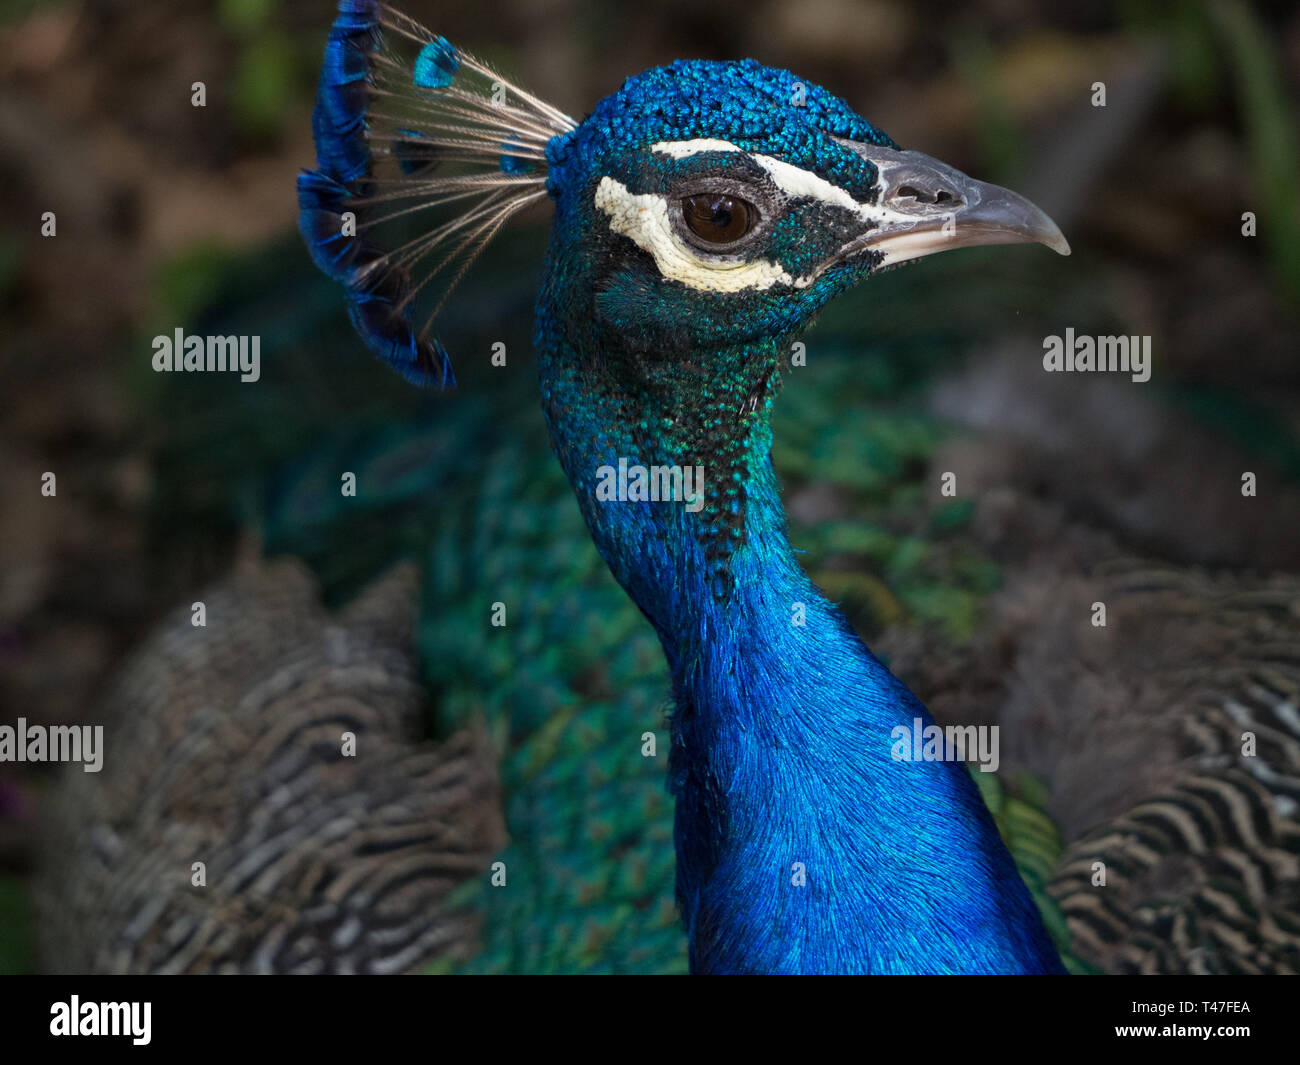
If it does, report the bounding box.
[310,1,380,185]
[413,36,459,89]
[296,170,359,280]
[302,2,1071,973]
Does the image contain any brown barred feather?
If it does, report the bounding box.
[36,557,504,974]
[996,562,1300,974]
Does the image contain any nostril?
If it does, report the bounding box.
[894,185,961,206]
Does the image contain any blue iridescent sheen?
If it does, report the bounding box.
[546,57,895,205]
[498,143,535,174]
[295,170,358,280]
[413,36,459,88]
[347,284,456,389]
[309,1,381,185]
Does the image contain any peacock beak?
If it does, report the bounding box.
[839,142,1070,265]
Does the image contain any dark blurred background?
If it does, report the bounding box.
[1,0,1298,972]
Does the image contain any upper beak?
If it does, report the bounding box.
[840,142,1070,264]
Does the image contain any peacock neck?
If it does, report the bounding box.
[535,295,1064,974]
[662,457,1064,974]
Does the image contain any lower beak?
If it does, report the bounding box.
[840,142,1070,264]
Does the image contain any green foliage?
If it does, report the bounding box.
[148,243,243,333]
[1211,0,1300,311]
[949,32,1026,184]
[0,875,33,974]
[1169,4,1221,108]
[125,243,241,413]
[216,0,313,142]
[1118,0,1221,107]
[217,0,274,36]
[1125,0,1300,310]
[1166,383,1300,479]
[0,0,66,26]
[231,34,299,140]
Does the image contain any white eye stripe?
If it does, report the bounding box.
[651,139,860,217]
[649,138,928,242]
[751,155,860,215]
[651,138,742,159]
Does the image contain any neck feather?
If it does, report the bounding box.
[537,304,1064,974]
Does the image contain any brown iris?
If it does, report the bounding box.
[682,194,753,244]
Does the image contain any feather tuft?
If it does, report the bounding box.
[298,1,571,387]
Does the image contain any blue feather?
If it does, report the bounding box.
[310,2,380,185]
[295,170,360,281]
[413,36,460,89]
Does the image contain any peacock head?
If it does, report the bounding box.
[541,58,1068,357]
[299,1,1067,391]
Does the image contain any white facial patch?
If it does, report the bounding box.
[593,175,796,293]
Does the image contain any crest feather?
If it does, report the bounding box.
[298,0,573,386]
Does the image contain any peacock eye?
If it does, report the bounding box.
[681,194,754,244]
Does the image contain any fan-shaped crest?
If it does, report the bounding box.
[298,0,574,386]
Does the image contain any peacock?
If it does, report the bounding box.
[296,0,1087,975]
[37,0,1300,975]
